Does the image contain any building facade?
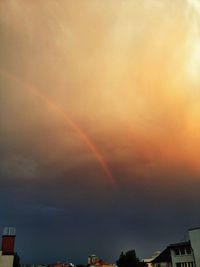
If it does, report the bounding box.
[189,228,200,267]
[170,242,195,267]
[151,228,200,267]
[0,250,14,267]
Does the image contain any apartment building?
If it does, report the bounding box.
[151,227,200,267]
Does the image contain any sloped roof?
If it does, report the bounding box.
[151,247,171,263]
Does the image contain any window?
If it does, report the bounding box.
[176,263,181,267]
[186,247,191,254]
[180,247,185,255]
[174,248,180,255]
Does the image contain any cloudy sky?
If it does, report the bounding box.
[1,0,200,264]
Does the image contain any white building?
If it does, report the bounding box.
[151,227,200,267]
[0,250,14,267]
[170,242,195,267]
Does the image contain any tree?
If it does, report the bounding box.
[116,249,145,267]
[125,250,139,267]
[13,253,21,267]
[117,252,126,267]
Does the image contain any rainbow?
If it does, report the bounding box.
[0,69,116,187]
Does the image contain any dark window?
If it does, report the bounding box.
[186,247,191,254]
[176,263,181,267]
[180,247,185,255]
[175,248,180,255]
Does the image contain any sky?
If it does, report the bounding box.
[0,0,200,265]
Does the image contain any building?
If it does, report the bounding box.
[88,255,100,265]
[151,242,194,267]
[0,250,14,267]
[170,242,194,267]
[0,227,16,267]
[142,251,161,267]
[88,255,116,267]
[151,227,200,267]
[189,227,200,267]
[151,246,172,267]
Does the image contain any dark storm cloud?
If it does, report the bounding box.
[1,109,200,264]
[1,155,200,264]
[1,96,200,264]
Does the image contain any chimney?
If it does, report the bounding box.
[1,227,16,255]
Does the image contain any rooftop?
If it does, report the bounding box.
[151,247,171,263]
[188,226,200,231]
[169,241,190,248]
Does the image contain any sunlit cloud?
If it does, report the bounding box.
[1,0,200,185]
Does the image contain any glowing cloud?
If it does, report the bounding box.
[185,0,200,81]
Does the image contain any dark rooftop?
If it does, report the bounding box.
[151,247,171,263]
[169,241,190,248]
[188,226,200,231]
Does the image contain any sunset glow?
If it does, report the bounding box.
[1,1,200,185]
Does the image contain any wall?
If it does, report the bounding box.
[189,228,200,267]
[0,254,14,267]
[170,248,194,267]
